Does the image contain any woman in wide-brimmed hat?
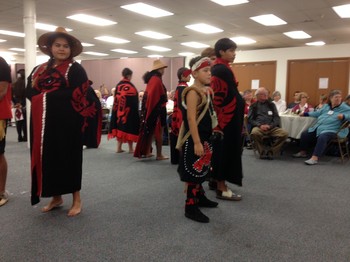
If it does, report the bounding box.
[26,27,96,216]
[134,60,169,160]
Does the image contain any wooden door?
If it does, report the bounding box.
[287,58,350,107]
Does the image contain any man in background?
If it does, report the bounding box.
[12,69,27,142]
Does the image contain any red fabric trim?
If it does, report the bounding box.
[31,94,44,197]
[0,83,12,119]
[116,130,138,143]
[214,58,231,70]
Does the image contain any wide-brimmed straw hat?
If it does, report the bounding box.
[37,27,83,57]
[151,60,168,71]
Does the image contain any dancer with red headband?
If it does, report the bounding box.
[177,56,218,223]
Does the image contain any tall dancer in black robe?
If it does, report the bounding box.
[210,38,245,201]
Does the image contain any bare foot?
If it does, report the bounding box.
[116,149,125,153]
[67,202,82,217]
[42,197,63,212]
[128,150,134,154]
[156,155,169,160]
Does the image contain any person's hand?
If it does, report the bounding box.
[210,130,224,142]
[299,112,304,116]
[337,114,344,120]
[259,124,270,131]
[194,142,204,157]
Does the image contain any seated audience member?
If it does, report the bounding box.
[287,91,300,109]
[272,91,287,113]
[138,90,144,113]
[95,89,106,108]
[248,87,288,159]
[105,87,116,109]
[315,94,328,111]
[293,90,350,165]
[291,92,313,114]
[243,89,256,115]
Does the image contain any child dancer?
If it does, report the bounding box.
[177,57,218,223]
[170,67,191,164]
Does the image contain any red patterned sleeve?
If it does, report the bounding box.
[210,76,236,131]
[69,63,97,130]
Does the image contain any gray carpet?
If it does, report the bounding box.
[1,126,350,262]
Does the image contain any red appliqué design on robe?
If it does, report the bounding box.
[192,142,213,172]
[211,76,236,130]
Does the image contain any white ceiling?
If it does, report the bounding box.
[1,0,350,61]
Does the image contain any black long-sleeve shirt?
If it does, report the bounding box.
[248,101,280,128]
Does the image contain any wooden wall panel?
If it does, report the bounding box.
[287,58,349,107]
[232,61,276,94]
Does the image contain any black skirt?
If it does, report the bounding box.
[178,137,212,184]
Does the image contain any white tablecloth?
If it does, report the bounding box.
[280,114,317,139]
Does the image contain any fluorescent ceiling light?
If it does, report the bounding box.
[35,23,72,31]
[178,52,195,56]
[111,49,138,54]
[306,41,325,46]
[67,14,117,26]
[81,42,95,47]
[120,57,128,59]
[121,3,174,18]
[230,36,256,45]
[135,31,172,39]
[185,23,223,34]
[94,36,130,44]
[210,0,249,6]
[0,30,25,37]
[250,14,287,26]
[0,51,17,56]
[181,42,210,48]
[83,51,109,56]
[9,48,25,52]
[148,55,164,58]
[332,4,350,18]
[283,31,311,39]
[143,46,171,52]
[0,39,6,43]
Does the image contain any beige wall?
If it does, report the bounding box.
[81,57,184,92]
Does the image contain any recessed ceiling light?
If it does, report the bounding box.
[210,0,249,6]
[81,42,95,47]
[0,39,6,43]
[306,41,325,46]
[178,52,195,56]
[35,23,72,31]
[332,4,350,18]
[185,23,223,34]
[143,46,171,52]
[0,30,25,37]
[9,48,25,52]
[148,54,164,58]
[181,42,210,48]
[111,49,138,54]
[67,14,117,26]
[283,31,311,39]
[83,51,109,56]
[94,36,130,44]
[250,14,287,26]
[121,3,173,18]
[230,36,256,45]
[135,31,172,39]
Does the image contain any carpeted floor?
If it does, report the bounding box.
[1,126,350,262]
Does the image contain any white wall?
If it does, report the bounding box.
[234,43,350,99]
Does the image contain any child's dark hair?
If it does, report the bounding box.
[189,56,204,69]
[177,67,189,81]
[214,38,237,57]
[122,68,133,78]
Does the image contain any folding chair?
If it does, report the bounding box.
[328,121,350,163]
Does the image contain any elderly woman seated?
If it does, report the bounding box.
[291,92,313,114]
[272,91,287,113]
[293,90,350,165]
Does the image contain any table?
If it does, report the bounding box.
[279,114,317,139]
